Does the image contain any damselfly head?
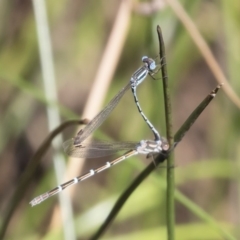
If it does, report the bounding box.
[142,56,157,71]
[141,55,148,61]
[149,61,156,71]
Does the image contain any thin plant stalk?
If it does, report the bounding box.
[157,25,175,240]
[90,83,223,239]
[32,0,76,239]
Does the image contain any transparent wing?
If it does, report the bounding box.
[74,83,131,145]
[63,139,139,158]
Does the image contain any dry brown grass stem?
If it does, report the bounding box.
[166,0,240,108]
[49,0,133,229]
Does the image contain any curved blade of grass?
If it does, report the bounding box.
[174,84,223,143]
[0,119,86,239]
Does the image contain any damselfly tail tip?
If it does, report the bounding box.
[29,193,49,207]
[29,198,40,207]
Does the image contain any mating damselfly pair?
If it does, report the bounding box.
[30,56,169,206]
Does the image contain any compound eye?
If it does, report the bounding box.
[149,61,156,70]
[142,56,148,62]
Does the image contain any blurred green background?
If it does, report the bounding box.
[0,0,239,239]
